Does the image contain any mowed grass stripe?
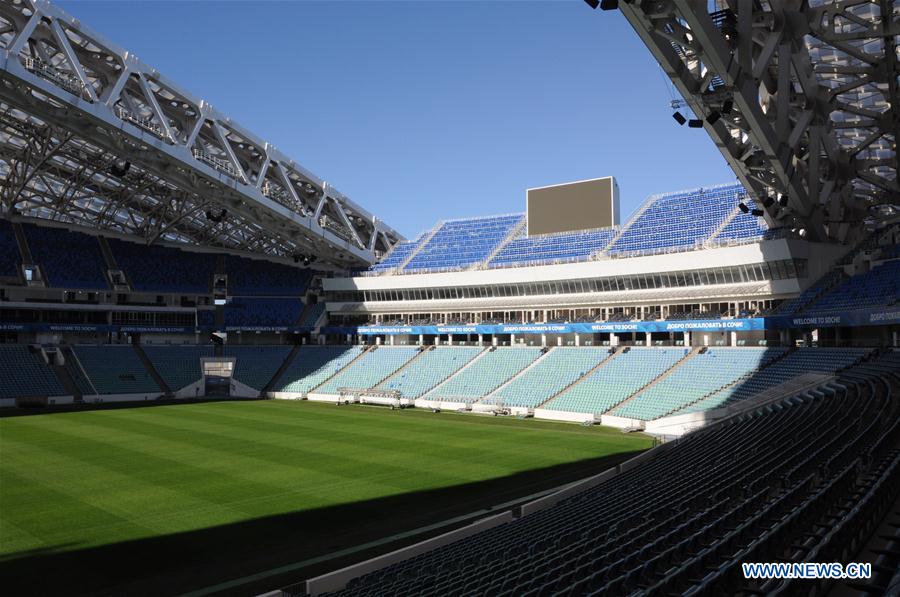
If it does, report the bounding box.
[80,406,483,491]
[1,401,652,561]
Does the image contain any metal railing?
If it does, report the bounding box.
[20,54,87,99]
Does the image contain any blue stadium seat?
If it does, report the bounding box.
[489,226,618,268]
[109,238,216,294]
[608,183,742,255]
[142,345,214,390]
[224,255,312,296]
[223,298,302,328]
[70,345,160,395]
[23,224,108,289]
[403,214,523,273]
[223,345,292,390]
[0,345,66,398]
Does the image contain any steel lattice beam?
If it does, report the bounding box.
[0,0,403,267]
[614,0,898,243]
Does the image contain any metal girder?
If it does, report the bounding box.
[0,0,403,266]
[615,0,899,242]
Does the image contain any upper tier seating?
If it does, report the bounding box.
[325,358,899,597]
[271,346,365,394]
[223,298,302,328]
[23,224,108,290]
[315,347,420,394]
[542,347,688,414]
[223,255,312,296]
[488,226,618,268]
[424,347,542,402]
[377,347,483,398]
[713,212,776,242]
[803,260,900,314]
[680,347,870,414]
[109,238,216,294]
[222,345,291,390]
[404,214,523,273]
[483,347,609,408]
[70,345,160,395]
[368,234,424,273]
[142,345,214,391]
[0,219,21,277]
[0,345,66,398]
[608,184,741,255]
[612,347,787,420]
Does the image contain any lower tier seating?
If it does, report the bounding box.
[323,352,900,597]
[424,347,542,403]
[612,347,787,420]
[542,347,687,414]
[315,347,420,394]
[679,347,870,415]
[141,345,215,391]
[70,345,160,395]
[377,346,483,398]
[222,345,292,390]
[270,346,365,394]
[0,345,66,398]
[483,347,610,408]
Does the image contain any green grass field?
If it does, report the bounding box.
[0,400,651,595]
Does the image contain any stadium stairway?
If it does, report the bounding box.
[534,348,619,410]
[703,204,741,247]
[665,346,797,418]
[132,344,173,396]
[51,352,83,403]
[261,344,303,395]
[607,347,699,416]
[308,346,374,393]
[371,346,433,388]
[11,221,33,266]
[397,222,442,271]
[479,347,555,406]
[419,347,491,400]
[479,217,528,270]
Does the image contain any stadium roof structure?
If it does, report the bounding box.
[0,0,403,268]
[615,0,899,243]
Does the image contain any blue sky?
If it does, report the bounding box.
[58,0,735,239]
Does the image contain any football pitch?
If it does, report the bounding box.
[0,400,652,595]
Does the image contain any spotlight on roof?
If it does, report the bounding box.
[687,119,704,128]
[302,256,311,266]
[751,209,764,217]
[109,160,131,177]
[672,111,687,126]
[738,202,750,214]
[584,0,600,8]
[706,111,721,125]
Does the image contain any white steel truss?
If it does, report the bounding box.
[612,0,899,242]
[0,0,403,267]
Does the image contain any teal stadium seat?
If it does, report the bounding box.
[377,346,483,398]
[316,347,420,394]
[425,347,542,403]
